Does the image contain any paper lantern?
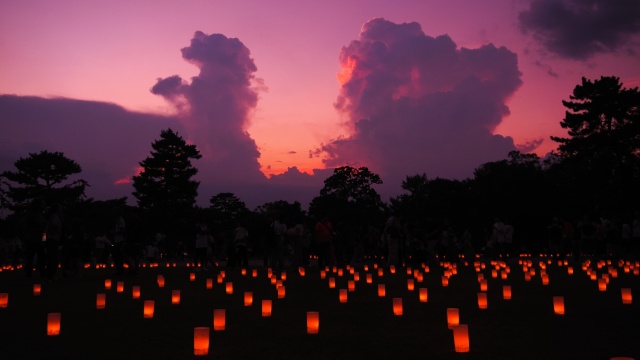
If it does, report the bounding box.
[252,269,258,277]
[217,275,224,284]
[47,312,61,335]
[339,289,348,303]
[348,280,355,292]
[407,279,415,291]
[553,296,565,315]
[116,281,124,293]
[262,300,272,317]
[213,309,226,330]
[354,272,360,281]
[277,285,286,299]
[244,291,253,306]
[453,324,470,353]
[378,284,386,297]
[320,270,326,279]
[225,282,233,294]
[503,285,512,300]
[479,279,488,291]
[393,298,403,316]
[447,308,460,329]
[366,274,373,284]
[33,284,41,296]
[307,311,319,334]
[477,292,488,309]
[172,290,181,305]
[104,279,112,290]
[241,268,247,276]
[193,327,210,356]
[298,267,306,276]
[0,293,8,308]
[337,268,344,276]
[157,275,165,288]
[143,300,155,318]
[328,277,336,288]
[281,271,287,281]
[96,293,106,309]
[190,273,196,281]
[206,279,213,289]
[132,286,141,299]
[419,288,428,302]
[442,276,449,287]
[598,278,607,291]
[378,268,384,277]
[621,288,632,304]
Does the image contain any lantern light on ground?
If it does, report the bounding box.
[213,309,226,330]
[553,296,565,315]
[453,324,470,353]
[447,308,460,329]
[96,293,106,309]
[262,300,272,317]
[307,311,319,334]
[193,327,210,356]
[393,298,403,316]
[143,300,155,318]
[47,312,61,335]
[172,290,181,305]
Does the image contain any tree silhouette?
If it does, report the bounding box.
[132,129,202,212]
[0,150,88,211]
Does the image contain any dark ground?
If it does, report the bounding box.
[0,257,638,360]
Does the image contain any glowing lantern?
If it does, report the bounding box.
[553,296,565,315]
[339,289,348,303]
[277,285,286,299]
[157,275,165,288]
[567,267,574,275]
[453,324,470,353]
[479,279,487,291]
[328,277,336,288]
[225,282,233,294]
[598,278,607,291]
[241,268,247,276]
[378,284,386,297]
[442,276,449,287]
[447,308,460,329]
[172,290,181,305]
[96,293,106,309]
[213,309,226,330]
[378,268,384,277]
[33,284,41,296]
[477,292,488,309]
[206,279,213,289]
[190,273,196,281]
[354,272,360,281]
[244,291,253,306]
[117,281,124,293]
[143,300,155,318]
[407,279,415,291]
[491,269,498,278]
[366,274,373,284]
[503,285,512,300]
[217,275,224,284]
[47,312,61,335]
[298,267,306,277]
[104,279,112,290]
[252,269,258,277]
[132,286,141,299]
[0,293,8,308]
[337,269,344,277]
[392,298,403,316]
[320,270,326,279]
[348,280,355,292]
[262,300,272,317]
[621,288,632,304]
[419,288,428,302]
[193,327,210,356]
[307,311,319,334]
[281,271,287,281]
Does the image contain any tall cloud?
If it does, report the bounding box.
[151,31,266,182]
[519,0,640,59]
[315,18,521,190]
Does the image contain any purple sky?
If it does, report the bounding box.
[1,0,639,209]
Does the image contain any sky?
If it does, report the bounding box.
[1,0,640,209]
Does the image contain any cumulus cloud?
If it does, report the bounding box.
[152,31,266,183]
[314,18,521,191]
[516,138,544,153]
[519,0,640,59]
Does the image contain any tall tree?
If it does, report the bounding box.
[0,150,88,211]
[132,129,202,212]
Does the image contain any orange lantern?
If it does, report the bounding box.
[157,275,165,288]
[447,308,460,329]
[553,296,565,315]
[206,278,213,289]
[621,288,632,304]
[96,293,106,309]
[419,288,428,302]
[477,292,488,309]
[0,293,8,308]
[378,268,384,277]
[190,272,196,281]
[339,289,348,303]
[104,279,112,290]
[328,277,336,288]
[442,276,449,287]
[366,274,373,284]
[407,279,415,291]
[225,282,233,294]
[503,285,512,300]
[307,311,319,334]
[337,268,344,277]
[33,283,41,296]
[262,300,272,317]
[244,291,253,306]
[378,284,386,297]
[320,270,326,279]
[213,309,226,330]
[116,281,124,293]
[193,327,210,356]
[277,285,286,299]
[479,279,488,291]
[143,300,155,318]
[132,286,141,299]
[47,312,61,336]
[172,290,181,305]
[348,280,355,292]
[354,272,360,282]
[241,268,247,276]
[298,267,306,277]
[392,298,403,316]
[217,275,224,284]
[252,269,258,277]
[281,271,287,281]
[453,324,470,353]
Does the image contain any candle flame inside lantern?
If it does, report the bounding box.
[193,327,210,356]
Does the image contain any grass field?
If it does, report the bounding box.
[0,257,638,360]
